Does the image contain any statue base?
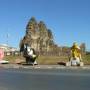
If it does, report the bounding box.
[66,60,84,66]
[26,60,38,65]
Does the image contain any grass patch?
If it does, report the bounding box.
[37,56,68,65]
[82,54,90,65]
[4,55,25,63]
[3,54,90,65]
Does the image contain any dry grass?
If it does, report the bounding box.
[3,54,90,65]
[82,54,90,65]
[37,56,68,65]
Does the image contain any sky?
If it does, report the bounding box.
[0,0,90,51]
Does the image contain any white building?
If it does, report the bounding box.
[0,44,19,52]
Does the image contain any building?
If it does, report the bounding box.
[0,44,19,55]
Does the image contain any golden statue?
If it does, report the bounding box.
[66,42,84,66]
[71,42,82,61]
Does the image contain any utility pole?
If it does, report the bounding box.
[6,33,10,46]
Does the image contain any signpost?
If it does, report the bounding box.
[0,48,9,64]
[0,48,4,60]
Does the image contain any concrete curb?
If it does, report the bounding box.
[0,64,90,70]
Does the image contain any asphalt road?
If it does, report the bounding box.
[0,68,90,90]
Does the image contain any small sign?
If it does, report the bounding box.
[0,49,4,60]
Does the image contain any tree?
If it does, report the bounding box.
[80,43,86,54]
[25,17,40,50]
[38,21,48,52]
[20,17,56,55]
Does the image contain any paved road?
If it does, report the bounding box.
[0,68,90,90]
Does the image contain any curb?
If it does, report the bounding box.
[0,64,90,70]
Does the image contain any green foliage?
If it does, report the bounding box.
[47,29,53,40]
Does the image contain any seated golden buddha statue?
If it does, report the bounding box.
[66,42,83,66]
[71,42,82,62]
